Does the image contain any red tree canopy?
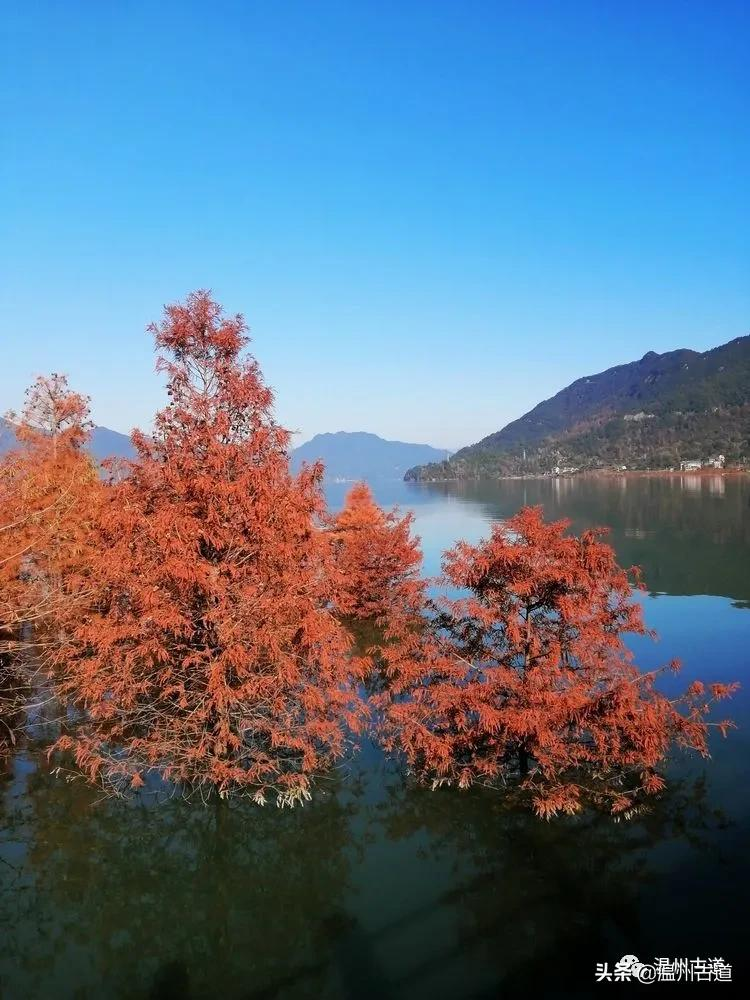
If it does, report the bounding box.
[1,375,98,653]
[1,375,99,745]
[380,506,736,819]
[329,481,424,623]
[11,373,92,453]
[55,292,367,803]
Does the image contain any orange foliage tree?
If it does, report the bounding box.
[54,292,366,803]
[0,375,99,744]
[380,506,736,819]
[328,482,424,623]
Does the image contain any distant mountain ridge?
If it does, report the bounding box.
[0,417,137,463]
[407,334,750,480]
[1,419,446,483]
[291,431,447,482]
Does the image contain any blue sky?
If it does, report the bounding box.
[1,1,748,449]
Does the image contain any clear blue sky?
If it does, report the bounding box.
[1,1,748,449]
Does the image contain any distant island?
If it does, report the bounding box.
[406,334,750,481]
[291,431,448,483]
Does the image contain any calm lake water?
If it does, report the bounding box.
[2,475,749,999]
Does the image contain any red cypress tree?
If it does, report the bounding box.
[381,506,736,819]
[53,292,366,803]
[328,482,424,623]
[1,375,99,744]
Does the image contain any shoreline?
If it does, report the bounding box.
[585,468,749,479]
[407,468,749,485]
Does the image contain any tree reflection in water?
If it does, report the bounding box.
[0,749,359,999]
[372,772,742,997]
[1,743,744,1000]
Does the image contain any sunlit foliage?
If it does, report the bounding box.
[328,481,424,622]
[53,292,367,803]
[379,507,736,818]
[0,375,99,746]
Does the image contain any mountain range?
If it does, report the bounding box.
[406,333,750,480]
[0,419,445,483]
[7,333,748,483]
[0,418,137,463]
[291,431,447,481]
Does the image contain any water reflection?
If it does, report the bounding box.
[1,745,746,1000]
[394,475,750,603]
[1,752,358,999]
[373,774,741,997]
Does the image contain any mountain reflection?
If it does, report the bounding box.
[410,475,750,603]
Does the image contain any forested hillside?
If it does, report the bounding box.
[407,335,750,479]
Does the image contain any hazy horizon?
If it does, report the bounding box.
[4,330,746,454]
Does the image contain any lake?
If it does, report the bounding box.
[1,475,749,998]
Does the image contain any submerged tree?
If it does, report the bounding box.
[54,291,366,803]
[0,375,99,746]
[328,482,424,623]
[380,506,736,818]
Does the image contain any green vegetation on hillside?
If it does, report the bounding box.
[407,335,750,480]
